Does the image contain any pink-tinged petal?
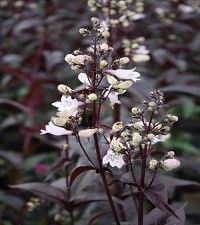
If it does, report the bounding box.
[105,69,141,82]
[40,121,72,136]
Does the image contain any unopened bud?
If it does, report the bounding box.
[57,84,72,94]
[112,121,123,132]
[51,117,67,126]
[88,93,98,101]
[161,158,180,171]
[149,159,158,169]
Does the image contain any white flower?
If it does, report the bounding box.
[52,96,82,117]
[161,158,180,171]
[40,121,72,136]
[135,45,150,55]
[78,128,98,137]
[105,90,121,107]
[78,73,91,86]
[103,149,125,168]
[105,68,141,82]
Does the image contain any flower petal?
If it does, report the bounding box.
[40,121,72,136]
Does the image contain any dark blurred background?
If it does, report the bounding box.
[0,0,199,225]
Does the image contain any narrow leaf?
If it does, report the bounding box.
[70,166,95,186]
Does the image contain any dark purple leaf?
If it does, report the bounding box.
[143,185,179,219]
[87,211,110,225]
[11,182,67,206]
[70,165,95,186]
[0,150,22,169]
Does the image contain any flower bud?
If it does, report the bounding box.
[148,101,156,107]
[119,57,130,64]
[65,54,75,65]
[131,107,141,115]
[166,151,175,158]
[100,43,109,51]
[57,84,73,94]
[88,93,98,101]
[102,30,110,38]
[79,28,88,35]
[100,60,108,68]
[78,128,98,138]
[149,159,158,169]
[51,117,67,127]
[112,121,123,132]
[147,133,155,140]
[161,158,180,171]
[132,132,142,146]
[106,75,118,85]
[114,81,133,89]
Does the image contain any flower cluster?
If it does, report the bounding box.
[122,37,150,63]
[103,90,180,171]
[87,0,145,28]
[41,19,141,136]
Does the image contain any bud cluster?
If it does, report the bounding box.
[87,0,145,28]
[122,37,150,63]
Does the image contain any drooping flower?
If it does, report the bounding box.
[105,68,141,82]
[40,121,72,136]
[102,149,125,168]
[52,96,82,117]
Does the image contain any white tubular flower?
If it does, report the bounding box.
[103,149,125,168]
[40,121,72,136]
[105,90,121,107]
[52,96,82,117]
[149,159,158,169]
[161,158,180,171]
[78,128,98,138]
[78,73,91,86]
[105,68,141,82]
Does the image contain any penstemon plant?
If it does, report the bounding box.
[38,19,182,225]
[41,18,180,225]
